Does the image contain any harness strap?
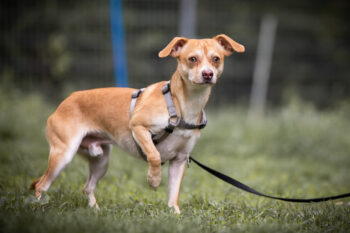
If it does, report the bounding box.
[178,111,207,129]
[129,81,207,163]
[162,82,177,118]
[162,81,207,131]
[129,88,145,118]
[151,110,206,145]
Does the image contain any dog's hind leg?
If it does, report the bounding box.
[30,117,85,199]
[81,144,111,209]
[30,138,81,199]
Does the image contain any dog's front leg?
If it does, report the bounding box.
[168,156,187,214]
[132,126,162,190]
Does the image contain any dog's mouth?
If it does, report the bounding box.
[203,79,214,84]
[188,77,216,86]
[191,80,215,86]
[199,78,215,85]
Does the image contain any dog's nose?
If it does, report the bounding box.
[202,69,213,80]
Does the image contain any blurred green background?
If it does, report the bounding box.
[1,0,350,232]
[1,0,350,107]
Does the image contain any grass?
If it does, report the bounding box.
[0,87,350,233]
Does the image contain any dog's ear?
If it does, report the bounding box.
[214,34,245,56]
[159,37,189,58]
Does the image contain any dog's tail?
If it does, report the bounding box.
[29,177,41,190]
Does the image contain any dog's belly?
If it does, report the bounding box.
[79,128,199,163]
[115,133,143,158]
[78,131,141,159]
[156,128,200,162]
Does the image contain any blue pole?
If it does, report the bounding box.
[110,0,129,87]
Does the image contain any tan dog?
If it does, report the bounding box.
[30,34,244,213]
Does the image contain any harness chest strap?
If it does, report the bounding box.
[129,81,207,162]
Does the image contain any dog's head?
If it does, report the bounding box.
[159,34,244,86]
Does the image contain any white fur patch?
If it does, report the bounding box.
[156,128,199,162]
[88,143,104,156]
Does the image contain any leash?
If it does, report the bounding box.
[189,156,350,203]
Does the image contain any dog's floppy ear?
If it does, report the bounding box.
[159,37,189,58]
[214,34,245,56]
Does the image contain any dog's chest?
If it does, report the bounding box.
[156,128,200,162]
[149,110,202,162]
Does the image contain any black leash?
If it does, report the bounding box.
[189,156,350,203]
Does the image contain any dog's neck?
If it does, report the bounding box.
[170,70,211,124]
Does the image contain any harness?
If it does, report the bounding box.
[129,81,207,162]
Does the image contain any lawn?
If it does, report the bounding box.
[0,88,349,233]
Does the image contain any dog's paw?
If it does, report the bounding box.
[147,166,161,190]
[89,202,100,210]
[169,205,181,214]
[24,192,50,205]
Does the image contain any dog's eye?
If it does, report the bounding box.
[213,56,220,62]
[188,57,197,62]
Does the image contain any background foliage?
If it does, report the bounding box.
[1,0,350,106]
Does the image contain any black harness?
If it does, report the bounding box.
[129,81,207,162]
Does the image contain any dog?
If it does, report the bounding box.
[30,34,244,214]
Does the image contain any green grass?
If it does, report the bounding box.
[0,87,350,233]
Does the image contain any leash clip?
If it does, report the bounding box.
[187,157,191,168]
